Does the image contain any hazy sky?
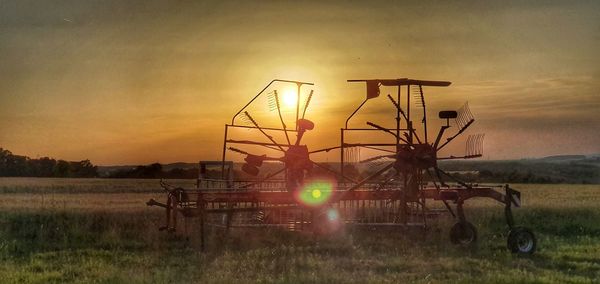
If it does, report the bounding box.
[1,0,599,165]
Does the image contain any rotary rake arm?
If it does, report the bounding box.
[340,78,535,253]
[436,102,475,151]
[270,91,291,145]
[366,121,410,144]
[301,90,313,119]
[242,111,286,152]
[385,93,424,144]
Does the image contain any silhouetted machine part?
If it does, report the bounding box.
[146,78,536,255]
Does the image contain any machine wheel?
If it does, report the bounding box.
[507,227,536,254]
[450,221,477,245]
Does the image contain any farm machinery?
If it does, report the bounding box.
[146,78,536,254]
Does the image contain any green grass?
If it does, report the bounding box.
[0,177,195,194]
[0,181,599,283]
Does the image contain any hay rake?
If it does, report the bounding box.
[147,78,536,254]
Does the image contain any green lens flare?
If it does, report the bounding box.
[297,181,333,206]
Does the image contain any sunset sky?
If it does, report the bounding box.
[1,1,599,165]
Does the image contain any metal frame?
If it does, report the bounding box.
[147,78,535,254]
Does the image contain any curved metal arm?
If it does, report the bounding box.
[345,98,367,128]
[231,79,314,125]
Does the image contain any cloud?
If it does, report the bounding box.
[1,1,599,162]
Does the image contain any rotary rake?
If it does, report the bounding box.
[147,78,536,254]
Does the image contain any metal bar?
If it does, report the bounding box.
[273,91,291,145]
[296,83,301,130]
[406,84,411,143]
[437,154,482,160]
[239,168,286,189]
[227,124,299,132]
[345,99,368,128]
[359,145,396,153]
[231,79,314,125]
[301,90,313,119]
[397,85,401,147]
[420,85,428,144]
[243,111,285,152]
[221,124,229,179]
[311,160,358,183]
[343,128,411,131]
[340,128,345,177]
[309,145,342,154]
[343,143,401,147]
[226,139,292,148]
[347,78,451,87]
[438,119,474,151]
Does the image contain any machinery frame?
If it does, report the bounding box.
[147,78,537,254]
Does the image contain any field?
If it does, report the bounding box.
[0,178,599,283]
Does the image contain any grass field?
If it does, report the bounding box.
[0,178,599,283]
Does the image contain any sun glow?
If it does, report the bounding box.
[281,88,297,109]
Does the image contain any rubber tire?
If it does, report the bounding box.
[450,221,478,245]
[507,226,536,254]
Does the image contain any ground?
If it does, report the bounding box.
[0,178,598,283]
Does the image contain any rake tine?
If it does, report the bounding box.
[466,102,474,121]
[301,90,313,119]
[466,135,471,156]
[387,94,399,109]
[476,134,481,156]
[478,134,485,155]
[228,147,250,155]
[458,104,468,127]
[387,94,408,121]
[456,110,464,128]
[267,91,277,112]
[240,112,252,125]
[243,111,285,152]
[273,91,291,145]
[466,135,473,156]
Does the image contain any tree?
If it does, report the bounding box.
[69,160,98,177]
[53,160,70,177]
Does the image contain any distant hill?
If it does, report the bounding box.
[97,154,600,184]
[539,155,587,162]
[438,154,599,184]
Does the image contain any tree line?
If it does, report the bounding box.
[107,163,199,179]
[0,148,98,177]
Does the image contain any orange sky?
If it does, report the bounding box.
[0,1,599,165]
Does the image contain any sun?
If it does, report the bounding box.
[281,88,297,108]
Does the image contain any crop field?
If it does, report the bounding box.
[0,178,599,283]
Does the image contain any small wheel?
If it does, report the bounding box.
[507,227,536,254]
[450,221,477,245]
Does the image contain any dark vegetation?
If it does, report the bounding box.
[439,156,600,184]
[2,147,598,184]
[0,148,97,178]
[106,163,199,179]
[105,157,599,184]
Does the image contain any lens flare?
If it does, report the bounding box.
[296,181,333,207]
[312,189,322,199]
[326,208,339,221]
